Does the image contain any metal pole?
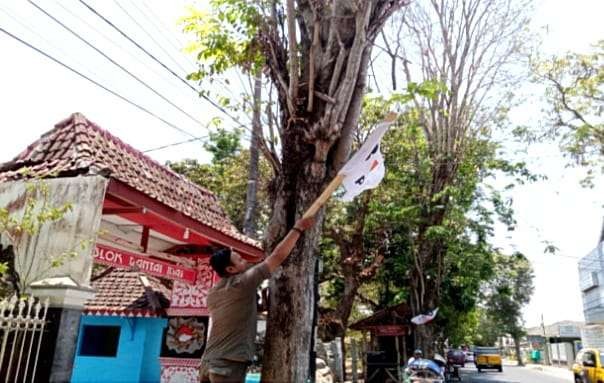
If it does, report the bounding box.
[14,297,34,382]
[30,298,49,383]
[351,339,358,383]
[541,314,551,365]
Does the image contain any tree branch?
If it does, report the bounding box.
[286,0,299,107]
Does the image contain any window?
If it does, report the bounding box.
[583,351,596,366]
[79,325,121,357]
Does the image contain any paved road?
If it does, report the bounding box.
[458,365,572,383]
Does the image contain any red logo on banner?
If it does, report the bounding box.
[93,244,197,284]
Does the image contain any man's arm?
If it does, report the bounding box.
[264,216,315,273]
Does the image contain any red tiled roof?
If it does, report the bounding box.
[0,113,261,250]
[85,268,170,317]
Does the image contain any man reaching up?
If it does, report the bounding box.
[200,216,316,383]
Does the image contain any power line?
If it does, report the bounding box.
[112,0,189,75]
[52,0,191,98]
[0,26,198,139]
[0,3,107,83]
[77,0,254,136]
[144,129,254,153]
[28,0,205,129]
[143,135,209,153]
[129,0,240,102]
[141,1,190,54]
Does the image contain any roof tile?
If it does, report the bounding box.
[0,113,261,250]
[85,268,170,316]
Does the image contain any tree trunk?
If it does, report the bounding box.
[260,2,408,380]
[513,334,524,366]
[262,57,372,382]
[242,72,262,237]
[262,215,322,382]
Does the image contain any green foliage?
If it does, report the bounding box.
[181,1,265,80]
[168,132,272,235]
[0,177,79,296]
[0,181,73,239]
[320,90,537,343]
[534,40,604,181]
[482,252,534,339]
[204,128,243,163]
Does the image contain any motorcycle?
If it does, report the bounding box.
[404,356,446,383]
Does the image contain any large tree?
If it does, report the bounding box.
[535,40,604,184]
[183,1,409,380]
[371,0,532,350]
[484,252,534,365]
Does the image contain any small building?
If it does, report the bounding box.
[349,303,414,383]
[0,113,263,382]
[71,269,170,382]
[579,239,604,349]
[525,320,583,368]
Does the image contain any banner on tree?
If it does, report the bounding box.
[339,117,396,201]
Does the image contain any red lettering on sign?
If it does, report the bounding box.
[93,244,197,284]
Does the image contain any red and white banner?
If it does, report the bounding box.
[93,243,197,284]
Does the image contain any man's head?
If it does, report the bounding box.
[210,248,249,277]
[413,349,423,358]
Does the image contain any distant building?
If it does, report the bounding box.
[579,240,604,349]
[525,321,583,368]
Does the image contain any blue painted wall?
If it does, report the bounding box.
[71,316,168,383]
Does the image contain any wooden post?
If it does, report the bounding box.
[140,226,150,252]
[330,340,341,382]
[351,339,358,383]
[395,335,402,383]
[402,332,408,364]
[334,338,344,382]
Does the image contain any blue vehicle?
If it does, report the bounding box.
[405,357,446,382]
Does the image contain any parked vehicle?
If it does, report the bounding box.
[572,348,604,383]
[447,349,466,367]
[464,351,475,364]
[474,346,502,372]
[405,357,446,383]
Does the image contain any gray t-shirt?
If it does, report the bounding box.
[202,262,270,363]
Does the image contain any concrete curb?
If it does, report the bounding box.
[524,363,573,380]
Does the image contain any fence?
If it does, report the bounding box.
[0,295,49,382]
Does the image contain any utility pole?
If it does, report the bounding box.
[541,314,551,365]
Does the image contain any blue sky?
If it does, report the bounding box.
[0,0,603,328]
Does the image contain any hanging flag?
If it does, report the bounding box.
[301,113,397,220]
[338,115,396,201]
[411,307,439,325]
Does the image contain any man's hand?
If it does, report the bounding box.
[294,216,315,232]
[264,215,317,273]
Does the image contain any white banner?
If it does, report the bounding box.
[339,118,395,201]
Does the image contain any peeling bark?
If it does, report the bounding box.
[259,1,409,381]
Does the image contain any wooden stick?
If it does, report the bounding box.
[302,173,345,219]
